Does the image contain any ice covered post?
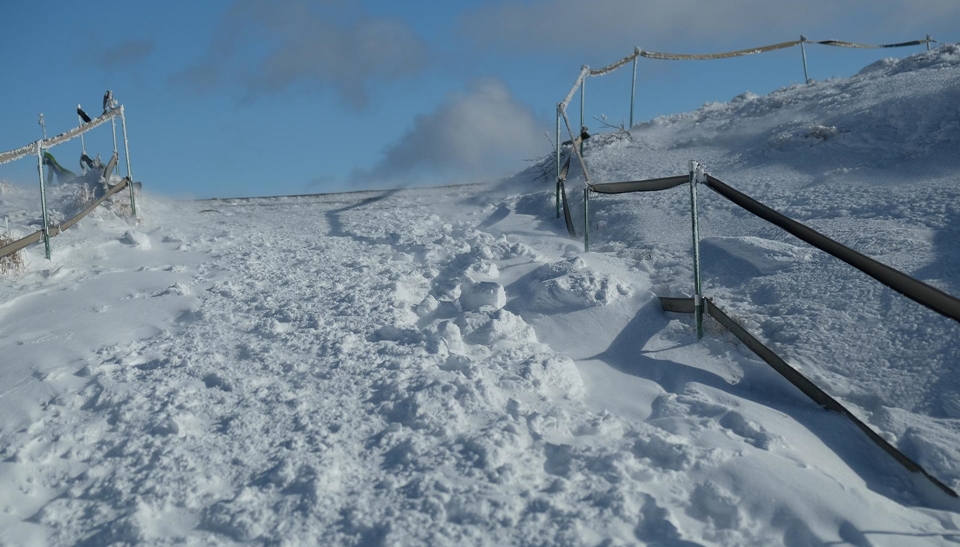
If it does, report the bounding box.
[38,113,47,140]
[77,104,87,158]
[800,35,811,84]
[629,48,639,128]
[580,68,586,157]
[688,161,705,339]
[111,117,120,176]
[926,35,932,51]
[583,186,590,252]
[556,103,562,219]
[35,141,51,260]
[119,105,138,218]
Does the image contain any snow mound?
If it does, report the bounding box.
[459,279,506,311]
[530,257,632,310]
[701,236,813,275]
[120,230,151,249]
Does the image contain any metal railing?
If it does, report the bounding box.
[584,163,960,498]
[0,103,139,261]
[552,34,941,251]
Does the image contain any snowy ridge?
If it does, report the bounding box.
[1,46,960,545]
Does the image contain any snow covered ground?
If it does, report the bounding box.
[1,46,959,546]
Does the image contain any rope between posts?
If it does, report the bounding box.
[589,49,640,76]
[814,38,931,49]
[0,109,121,166]
[641,40,801,61]
[561,67,590,111]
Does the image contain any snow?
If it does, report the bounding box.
[1,45,960,545]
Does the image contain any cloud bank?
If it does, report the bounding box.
[350,79,548,187]
[175,0,426,107]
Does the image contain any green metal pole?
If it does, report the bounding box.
[36,142,51,260]
[583,187,590,252]
[689,161,703,339]
[630,51,638,128]
[556,104,561,219]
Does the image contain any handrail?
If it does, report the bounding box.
[585,170,960,496]
[705,175,960,324]
[0,109,121,166]
[590,175,688,194]
[661,296,958,498]
[0,178,130,259]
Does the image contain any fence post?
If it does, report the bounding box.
[111,117,120,177]
[630,48,639,128]
[119,106,138,218]
[77,104,88,160]
[35,142,52,260]
[583,187,590,252]
[580,68,586,157]
[800,35,810,84]
[689,161,704,339]
[926,35,932,51]
[556,104,562,219]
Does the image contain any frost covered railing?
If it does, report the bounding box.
[552,34,939,242]
[591,162,960,498]
[0,105,138,260]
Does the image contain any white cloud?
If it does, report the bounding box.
[174,0,426,108]
[350,79,548,187]
[460,0,957,54]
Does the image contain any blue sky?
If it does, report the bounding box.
[0,0,956,198]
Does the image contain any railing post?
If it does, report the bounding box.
[119,106,138,218]
[583,187,590,252]
[35,141,51,260]
[77,104,87,160]
[800,35,810,84]
[580,68,586,157]
[689,161,704,339]
[556,104,562,219]
[111,117,120,177]
[630,48,639,128]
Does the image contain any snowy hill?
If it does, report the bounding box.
[1,46,960,546]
